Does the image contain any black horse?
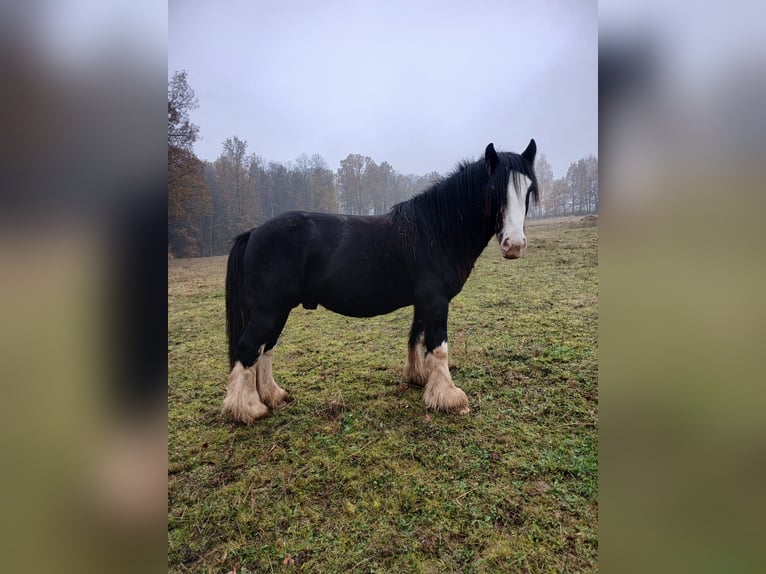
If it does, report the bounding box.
[223,140,538,422]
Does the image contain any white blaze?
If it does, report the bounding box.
[500,173,531,255]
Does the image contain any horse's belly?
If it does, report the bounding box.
[316,282,411,318]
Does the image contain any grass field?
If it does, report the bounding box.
[168,217,598,573]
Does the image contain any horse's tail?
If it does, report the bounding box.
[226,231,251,368]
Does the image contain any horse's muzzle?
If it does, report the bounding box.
[500,237,526,259]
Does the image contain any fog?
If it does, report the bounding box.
[169,0,597,177]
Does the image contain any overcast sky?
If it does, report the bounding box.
[169,0,597,178]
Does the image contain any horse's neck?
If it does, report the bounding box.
[435,186,496,280]
[398,164,495,277]
[445,224,494,281]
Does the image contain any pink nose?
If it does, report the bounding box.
[501,236,527,259]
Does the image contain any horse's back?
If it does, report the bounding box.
[244,211,347,263]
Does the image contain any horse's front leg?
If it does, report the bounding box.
[419,299,470,415]
[404,310,428,386]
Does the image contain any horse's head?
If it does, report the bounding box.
[485,139,538,259]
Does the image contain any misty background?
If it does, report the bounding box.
[169,0,597,177]
[169,0,598,257]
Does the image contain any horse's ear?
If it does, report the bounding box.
[485,143,499,174]
[521,138,537,164]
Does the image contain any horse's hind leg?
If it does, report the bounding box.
[255,311,290,408]
[224,358,268,423]
[223,316,275,423]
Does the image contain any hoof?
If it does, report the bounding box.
[404,372,428,387]
[424,384,470,415]
[222,399,269,424]
[264,387,290,409]
[223,362,269,423]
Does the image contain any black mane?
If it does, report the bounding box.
[391,150,538,277]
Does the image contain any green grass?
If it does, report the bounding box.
[168,217,598,573]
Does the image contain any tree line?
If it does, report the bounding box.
[169,71,597,258]
[531,153,598,219]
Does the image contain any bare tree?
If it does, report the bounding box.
[532,153,554,218]
[168,70,199,168]
[168,70,211,257]
[336,154,367,215]
[308,154,337,212]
